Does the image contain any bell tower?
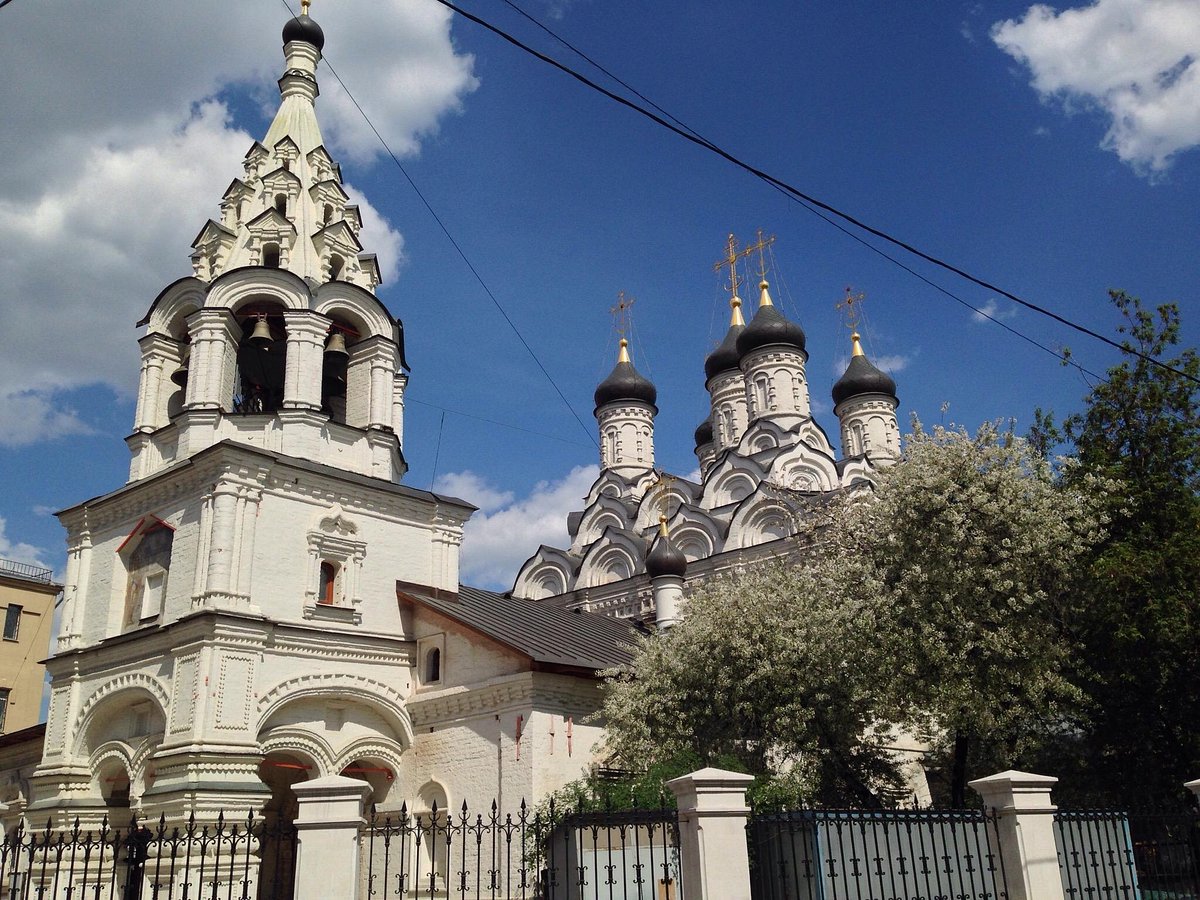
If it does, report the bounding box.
[127,2,406,486]
[36,10,473,825]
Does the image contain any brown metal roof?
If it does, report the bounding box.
[398,583,639,674]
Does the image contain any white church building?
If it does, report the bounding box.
[2,6,907,833]
[18,9,635,831]
[512,269,901,624]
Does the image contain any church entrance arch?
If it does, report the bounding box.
[256,751,310,900]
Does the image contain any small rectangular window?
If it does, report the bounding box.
[3,605,21,641]
[142,573,165,619]
[0,688,9,733]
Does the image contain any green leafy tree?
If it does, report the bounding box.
[600,421,1107,807]
[600,560,905,807]
[840,421,1107,805]
[1044,291,1200,802]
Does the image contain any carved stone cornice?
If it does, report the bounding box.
[408,672,605,728]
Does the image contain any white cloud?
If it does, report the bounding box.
[434,471,515,514]
[873,354,910,373]
[0,0,476,443]
[992,0,1200,175]
[0,390,96,448]
[0,517,52,571]
[832,352,911,375]
[971,298,1019,324]
[439,465,599,591]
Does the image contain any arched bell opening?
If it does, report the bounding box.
[321,318,357,425]
[233,304,288,415]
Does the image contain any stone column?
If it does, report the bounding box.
[392,372,408,449]
[134,333,179,432]
[201,480,240,606]
[969,770,1065,900]
[185,309,240,411]
[666,767,755,900]
[282,311,329,411]
[292,775,372,900]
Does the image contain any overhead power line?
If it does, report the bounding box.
[438,0,1199,388]
[499,0,1105,383]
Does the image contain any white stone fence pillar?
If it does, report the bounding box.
[970,770,1066,900]
[667,767,755,900]
[292,774,372,900]
[1187,778,1200,802]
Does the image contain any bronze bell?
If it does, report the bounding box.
[324,330,349,363]
[170,350,190,387]
[248,315,273,350]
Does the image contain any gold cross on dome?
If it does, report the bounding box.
[713,233,753,299]
[746,228,776,281]
[301,0,311,14]
[609,291,635,341]
[838,286,865,331]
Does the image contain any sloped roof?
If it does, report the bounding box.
[398,582,638,674]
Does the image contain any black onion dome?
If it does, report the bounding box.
[736,304,807,358]
[704,322,744,381]
[832,354,898,407]
[694,418,714,448]
[283,14,325,50]
[646,533,687,579]
[594,361,657,410]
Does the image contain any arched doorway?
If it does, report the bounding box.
[256,752,310,900]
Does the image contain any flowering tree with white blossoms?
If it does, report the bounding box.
[600,420,1109,807]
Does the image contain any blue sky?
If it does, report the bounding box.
[1,0,1197,590]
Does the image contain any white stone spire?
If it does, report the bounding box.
[189,17,381,291]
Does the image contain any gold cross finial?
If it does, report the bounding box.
[747,228,776,282]
[713,233,753,301]
[610,291,635,341]
[301,0,311,14]
[837,286,865,331]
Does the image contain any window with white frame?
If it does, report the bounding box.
[304,507,366,623]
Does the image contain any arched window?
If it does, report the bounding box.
[274,193,287,215]
[323,204,334,224]
[329,254,345,280]
[263,243,281,269]
[426,648,441,683]
[318,561,337,605]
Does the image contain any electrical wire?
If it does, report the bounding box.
[499,0,1102,384]
[439,0,1199,387]
[278,0,598,448]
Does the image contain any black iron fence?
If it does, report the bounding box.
[0,812,297,900]
[748,807,1009,900]
[360,799,682,899]
[1055,808,1200,900]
